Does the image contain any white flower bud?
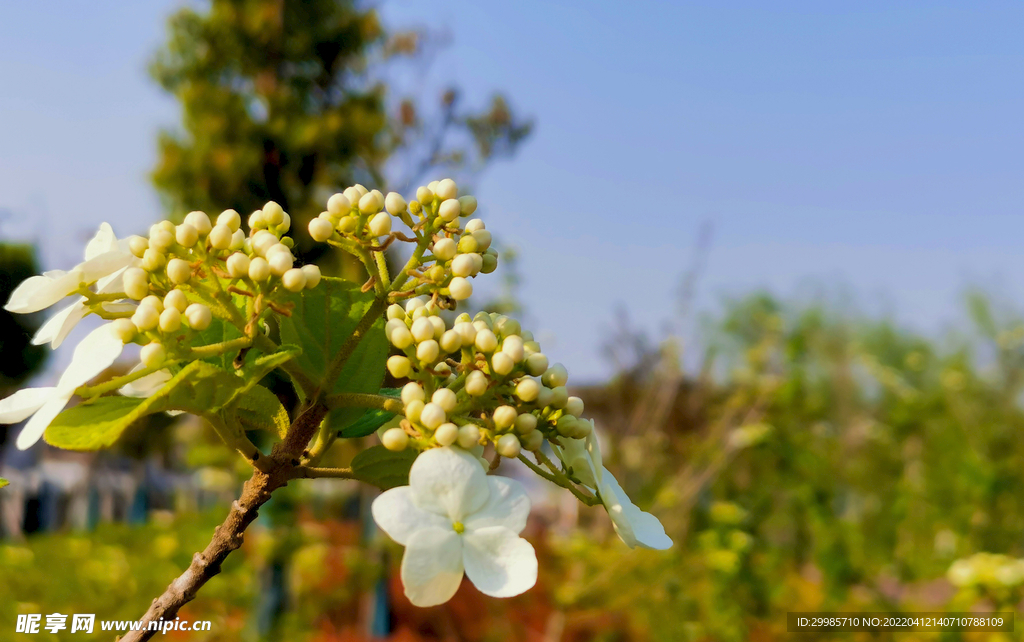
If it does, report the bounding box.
[166,258,191,284]
[343,186,362,204]
[159,307,182,333]
[475,329,498,353]
[458,195,478,216]
[471,229,492,251]
[402,382,425,405]
[465,370,488,396]
[387,355,411,378]
[142,248,166,272]
[449,276,473,301]
[389,324,413,349]
[416,186,433,203]
[216,209,240,232]
[436,178,458,200]
[455,321,477,346]
[252,230,277,256]
[175,224,199,248]
[417,339,440,363]
[142,295,164,313]
[451,254,477,277]
[410,317,434,343]
[382,427,409,452]
[432,388,457,412]
[368,212,392,236]
[185,211,213,235]
[164,289,188,313]
[522,430,544,451]
[226,253,250,278]
[526,353,549,377]
[435,422,459,447]
[493,405,517,430]
[516,378,540,402]
[278,211,291,233]
[457,424,480,449]
[405,297,426,312]
[301,264,321,288]
[308,217,334,242]
[491,352,514,376]
[149,228,174,252]
[440,330,462,353]
[268,251,293,277]
[248,210,266,230]
[262,201,285,226]
[549,386,569,409]
[359,191,383,214]
[429,316,446,339]
[282,268,307,292]
[140,342,167,368]
[420,402,446,429]
[208,224,233,250]
[185,303,212,330]
[496,434,522,458]
[248,257,271,281]
[385,192,407,214]
[404,399,424,423]
[230,229,246,250]
[387,303,406,321]
[432,238,457,261]
[123,267,149,300]
[514,413,537,434]
[565,396,585,417]
[132,304,160,331]
[500,336,524,362]
[465,219,485,233]
[327,193,351,216]
[439,199,461,221]
[543,364,569,388]
[111,318,137,344]
[128,235,149,258]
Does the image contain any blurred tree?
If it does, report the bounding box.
[0,243,47,447]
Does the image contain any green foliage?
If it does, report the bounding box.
[0,478,7,489]
[338,387,399,438]
[0,243,46,399]
[350,444,416,489]
[234,385,289,438]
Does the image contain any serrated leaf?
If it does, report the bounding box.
[337,387,401,438]
[45,362,244,451]
[351,445,417,490]
[235,385,289,439]
[192,316,248,371]
[278,277,387,429]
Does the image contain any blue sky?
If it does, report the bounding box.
[2,2,1024,381]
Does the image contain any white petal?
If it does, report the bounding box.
[557,437,600,490]
[400,526,464,607]
[16,392,72,450]
[462,526,538,598]
[409,447,490,522]
[55,324,124,394]
[600,471,673,550]
[5,270,83,313]
[96,265,129,293]
[0,387,55,423]
[119,367,172,398]
[32,299,87,348]
[84,222,118,260]
[372,486,448,545]
[77,251,134,284]
[464,476,531,534]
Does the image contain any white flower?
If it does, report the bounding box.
[371,447,537,607]
[0,324,125,450]
[555,430,673,550]
[6,223,136,318]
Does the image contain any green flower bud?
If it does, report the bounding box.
[542,364,569,388]
[481,253,498,274]
[338,216,359,233]
[457,235,479,254]
[565,396,585,417]
[458,195,478,216]
[522,430,544,451]
[556,414,577,437]
[526,352,549,377]
[471,229,492,251]
[514,413,538,434]
[549,386,569,409]
[496,434,522,458]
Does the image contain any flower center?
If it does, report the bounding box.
[452,521,465,534]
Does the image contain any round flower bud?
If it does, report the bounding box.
[420,402,446,430]
[432,388,458,413]
[494,316,521,337]
[382,427,409,452]
[278,211,291,233]
[175,224,198,248]
[573,419,594,438]
[435,423,459,447]
[164,289,188,313]
[368,212,392,237]
[140,342,167,368]
[516,378,540,402]
[404,399,424,423]
[149,229,174,252]
[389,325,413,349]
[385,192,407,214]
[226,253,250,278]
[449,277,473,301]
[142,248,166,272]
[159,307,182,333]
[491,352,514,376]
[451,254,479,277]
[439,199,461,221]
[301,264,321,288]
[215,209,240,232]
[432,238,457,261]
[543,364,569,388]
[514,413,538,434]
[440,330,462,353]
[417,339,440,363]
[501,336,524,362]
[535,386,554,408]
[556,415,577,437]
[458,195,478,216]
[455,321,477,345]
[435,362,452,377]
[405,297,426,312]
[471,229,492,251]
[208,224,233,250]
[493,405,517,430]
[282,268,307,292]
[111,318,137,344]
[457,424,480,449]
[522,430,544,451]
[402,382,425,405]
[128,236,149,258]
[359,190,383,214]
[248,210,266,230]
[387,355,411,378]
[429,316,446,339]
[549,386,569,409]
[123,267,149,300]
[465,370,489,396]
[387,303,406,321]
[337,216,359,234]
[262,201,285,226]
[565,396,585,418]
[185,303,212,330]
[526,352,549,376]
[308,218,334,242]
[410,317,434,343]
[457,235,479,254]
[327,193,351,216]
[142,295,164,313]
[475,329,498,353]
[248,257,271,282]
[481,253,498,274]
[343,186,362,204]
[166,258,191,284]
[496,434,522,458]
[268,251,293,276]
[185,211,213,235]
[230,229,246,250]
[416,186,433,203]
[465,219,485,233]
[436,178,458,200]
[252,230,277,256]
[132,304,160,332]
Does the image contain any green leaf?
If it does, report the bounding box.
[337,388,401,438]
[234,385,289,439]
[0,478,8,489]
[45,362,244,451]
[351,445,417,490]
[192,316,248,371]
[278,277,387,428]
